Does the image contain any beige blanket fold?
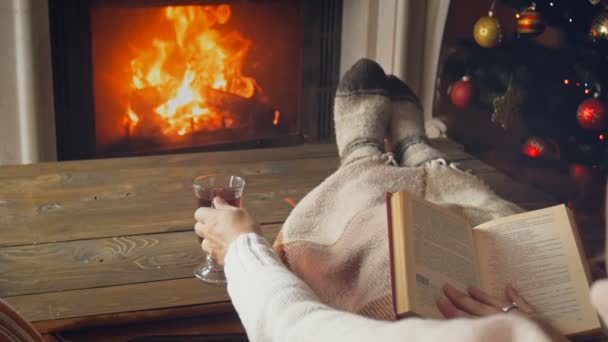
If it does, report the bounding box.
[273,156,522,320]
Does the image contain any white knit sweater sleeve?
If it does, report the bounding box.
[224,233,555,342]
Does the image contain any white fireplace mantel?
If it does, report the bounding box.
[0,0,449,165]
[0,0,55,166]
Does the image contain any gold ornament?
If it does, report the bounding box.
[590,11,608,41]
[492,83,524,130]
[474,13,502,48]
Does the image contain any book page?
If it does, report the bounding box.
[474,205,600,335]
[406,196,481,318]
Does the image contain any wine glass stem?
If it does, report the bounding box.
[206,254,222,271]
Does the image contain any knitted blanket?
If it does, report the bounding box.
[274,155,522,320]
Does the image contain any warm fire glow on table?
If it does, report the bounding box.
[125,5,268,137]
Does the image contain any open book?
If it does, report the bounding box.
[386,191,601,336]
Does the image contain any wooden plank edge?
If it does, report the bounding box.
[0,143,338,178]
[59,312,245,341]
[0,222,283,249]
[32,302,236,334]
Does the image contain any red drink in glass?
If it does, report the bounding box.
[192,174,245,285]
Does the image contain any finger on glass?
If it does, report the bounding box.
[194,222,205,238]
[193,174,245,285]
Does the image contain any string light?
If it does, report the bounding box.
[564,79,570,85]
[585,88,591,94]
[599,134,606,141]
[549,1,554,6]
[569,18,573,23]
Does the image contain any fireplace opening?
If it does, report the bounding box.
[50,0,342,160]
[92,2,299,156]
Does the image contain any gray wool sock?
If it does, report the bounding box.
[386,75,445,167]
[334,58,391,165]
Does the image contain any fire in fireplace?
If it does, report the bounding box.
[92,2,299,156]
[50,0,342,160]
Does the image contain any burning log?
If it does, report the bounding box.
[129,87,165,137]
[127,86,277,138]
[203,87,275,129]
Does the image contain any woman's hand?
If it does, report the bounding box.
[437,283,535,319]
[194,196,261,265]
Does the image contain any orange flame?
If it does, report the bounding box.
[124,106,140,135]
[126,5,259,137]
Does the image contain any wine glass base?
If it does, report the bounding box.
[194,265,227,286]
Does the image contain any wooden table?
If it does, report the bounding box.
[0,141,556,339]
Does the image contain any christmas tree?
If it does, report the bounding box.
[439,0,608,176]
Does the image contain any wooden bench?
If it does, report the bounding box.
[0,139,556,340]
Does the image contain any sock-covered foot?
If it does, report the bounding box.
[334,58,390,165]
[386,75,445,167]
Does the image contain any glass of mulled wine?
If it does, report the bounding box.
[193,174,245,285]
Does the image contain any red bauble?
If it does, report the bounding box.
[522,137,546,158]
[577,98,607,131]
[450,77,475,108]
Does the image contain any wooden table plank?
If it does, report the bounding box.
[0,225,281,297]
[4,277,229,323]
[59,313,245,342]
[0,157,336,247]
[474,171,556,205]
[0,144,338,179]
[34,302,237,334]
[3,226,281,325]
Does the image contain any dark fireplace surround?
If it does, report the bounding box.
[49,0,342,160]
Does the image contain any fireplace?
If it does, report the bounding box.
[49,0,342,160]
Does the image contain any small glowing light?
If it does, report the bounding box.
[563,79,570,85]
[576,82,581,87]
[273,109,281,126]
[600,134,606,141]
[601,26,608,34]
[570,164,593,183]
[585,89,591,94]
[569,18,573,23]
[526,146,540,158]
[584,83,589,87]
[549,1,554,6]
[515,13,521,19]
